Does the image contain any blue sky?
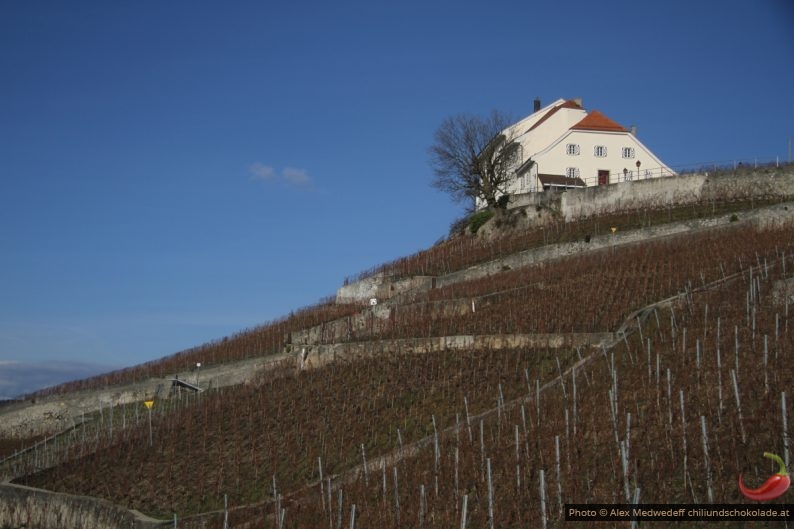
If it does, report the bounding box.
[1,0,793,396]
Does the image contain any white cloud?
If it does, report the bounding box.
[249,162,313,188]
[282,167,311,187]
[248,162,275,181]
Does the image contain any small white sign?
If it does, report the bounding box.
[369,298,378,306]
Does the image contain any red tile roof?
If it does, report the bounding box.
[527,99,583,132]
[570,110,628,132]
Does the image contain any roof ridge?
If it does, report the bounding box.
[527,99,583,133]
[570,110,628,132]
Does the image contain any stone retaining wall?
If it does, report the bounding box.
[0,483,167,529]
[337,167,794,303]
[0,355,282,439]
[298,333,614,370]
[317,203,794,337]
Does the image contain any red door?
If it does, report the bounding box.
[598,170,610,185]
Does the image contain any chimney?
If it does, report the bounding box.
[533,97,541,113]
[630,125,637,136]
[573,97,583,108]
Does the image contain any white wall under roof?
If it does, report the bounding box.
[479,99,675,206]
[530,129,673,187]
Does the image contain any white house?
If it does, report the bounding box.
[480,98,674,206]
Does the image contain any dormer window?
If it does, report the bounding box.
[566,143,580,156]
[622,147,636,159]
[594,145,607,157]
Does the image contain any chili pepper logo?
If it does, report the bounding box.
[738,452,790,501]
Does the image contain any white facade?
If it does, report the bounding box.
[480,98,674,207]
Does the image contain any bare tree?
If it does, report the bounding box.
[429,110,519,210]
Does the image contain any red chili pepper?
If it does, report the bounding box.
[739,452,790,501]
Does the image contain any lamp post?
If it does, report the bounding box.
[196,362,201,387]
[636,160,642,179]
[623,168,628,182]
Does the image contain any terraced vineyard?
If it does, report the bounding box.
[347,196,782,282]
[24,299,362,398]
[2,168,794,529]
[3,212,792,528]
[340,226,792,341]
[25,196,784,399]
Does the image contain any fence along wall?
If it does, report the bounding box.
[0,482,167,529]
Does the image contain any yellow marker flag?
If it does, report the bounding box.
[144,400,154,409]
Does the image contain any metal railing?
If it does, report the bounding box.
[562,157,793,189]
